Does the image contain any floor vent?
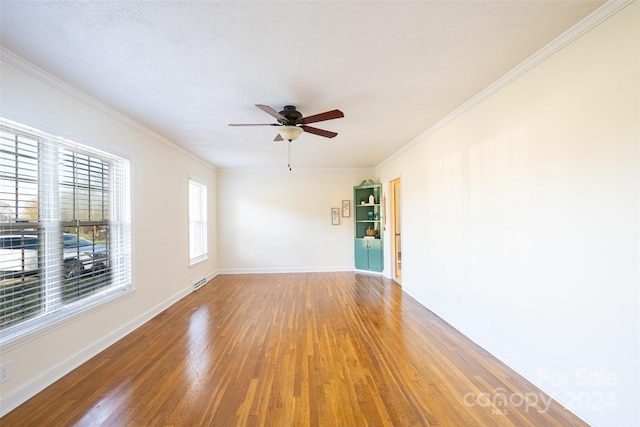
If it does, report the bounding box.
[193,277,208,291]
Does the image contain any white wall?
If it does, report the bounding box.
[377,3,639,426]
[0,50,218,415]
[217,169,373,273]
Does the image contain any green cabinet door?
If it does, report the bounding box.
[367,239,383,272]
[355,240,369,270]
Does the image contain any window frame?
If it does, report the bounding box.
[0,118,132,347]
[188,176,208,266]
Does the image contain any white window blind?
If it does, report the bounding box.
[188,177,207,265]
[0,119,131,343]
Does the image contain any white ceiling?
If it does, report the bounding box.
[0,0,605,170]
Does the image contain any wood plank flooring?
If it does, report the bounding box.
[2,272,587,426]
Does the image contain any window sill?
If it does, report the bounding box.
[189,255,208,267]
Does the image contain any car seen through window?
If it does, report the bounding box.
[0,233,108,279]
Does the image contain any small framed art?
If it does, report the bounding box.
[342,200,350,217]
[331,207,340,225]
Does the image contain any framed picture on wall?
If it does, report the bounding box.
[342,200,350,217]
[331,207,340,225]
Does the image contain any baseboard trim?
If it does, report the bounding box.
[216,266,355,275]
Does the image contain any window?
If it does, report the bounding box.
[0,118,131,343]
[188,177,207,265]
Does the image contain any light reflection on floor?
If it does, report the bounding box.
[187,306,211,392]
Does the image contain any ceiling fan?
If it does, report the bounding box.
[229,104,344,142]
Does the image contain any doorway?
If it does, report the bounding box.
[391,178,402,283]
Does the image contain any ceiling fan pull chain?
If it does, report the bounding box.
[288,140,292,171]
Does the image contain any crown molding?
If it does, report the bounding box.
[375,0,634,171]
[217,166,374,172]
[0,47,217,170]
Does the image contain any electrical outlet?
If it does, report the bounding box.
[0,361,10,383]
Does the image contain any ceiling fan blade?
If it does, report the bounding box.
[228,123,279,126]
[274,133,284,142]
[301,125,338,139]
[256,104,287,121]
[298,109,344,125]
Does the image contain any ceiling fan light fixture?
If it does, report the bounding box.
[279,125,303,141]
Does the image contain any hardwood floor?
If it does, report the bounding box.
[2,272,586,426]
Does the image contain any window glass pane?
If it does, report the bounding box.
[0,126,44,326]
[59,148,110,222]
[61,226,111,303]
[0,130,38,222]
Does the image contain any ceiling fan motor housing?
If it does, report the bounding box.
[278,106,303,124]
